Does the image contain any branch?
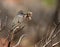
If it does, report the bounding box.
[13,34,27,47]
[43,23,60,47]
[47,26,56,40]
[7,22,25,47]
[52,41,60,47]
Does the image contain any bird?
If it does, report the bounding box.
[10,10,32,34]
[12,10,32,26]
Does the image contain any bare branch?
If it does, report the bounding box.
[52,41,60,47]
[13,34,27,47]
[47,26,56,40]
[43,23,60,47]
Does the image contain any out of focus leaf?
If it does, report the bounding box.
[43,0,56,6]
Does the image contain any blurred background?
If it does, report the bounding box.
[0,0,60,47]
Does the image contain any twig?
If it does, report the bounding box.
[52,41,60,47]
[43,23,60,47]
[7,22,25,47]
[42,30,60,47]
[13,34,27,47]
[47,26,56,40]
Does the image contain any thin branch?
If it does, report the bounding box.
[13,34,27,47]
[47,26,56,41]
[43,40,51,47]
[43,23,60,47]
[7,22,25,47]
[42,31,60,47]
[48,23,60,40]
[52,41,60,47]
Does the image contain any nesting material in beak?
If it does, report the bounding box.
[24,11,32,21]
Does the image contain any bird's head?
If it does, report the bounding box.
[17,10,32,22]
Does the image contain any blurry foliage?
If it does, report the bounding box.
[43,0,56,6]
